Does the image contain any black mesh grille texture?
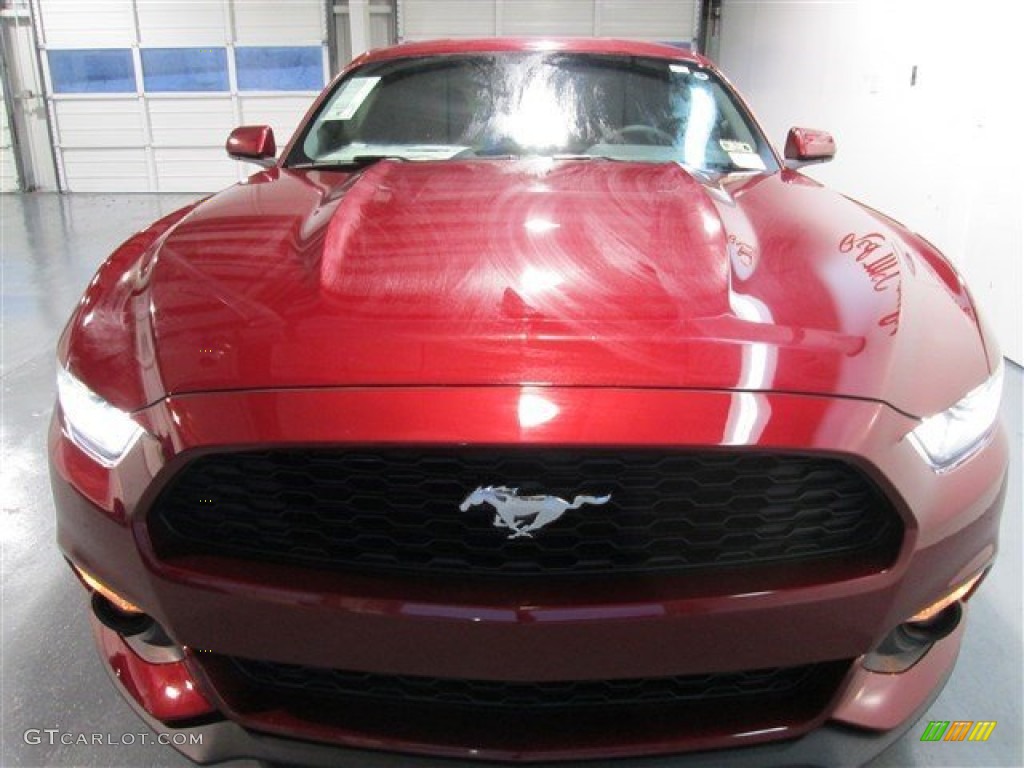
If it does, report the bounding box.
[224,656,843,710]
[148,448,902,577]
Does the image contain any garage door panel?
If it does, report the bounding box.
[54,100,146,148]
[137,1,227,47]
[398,0,697,44]
[598,0,698,39]
[234,0,324,45]
[501,1,594,36]
[38,0,135,47]
[61,148,150,192]
[400,0,496,39]
[148,98,236,147]
[154,147,238,193]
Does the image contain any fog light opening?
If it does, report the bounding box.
[74,565,144,615]
[908,572,984,624]
[863,602,964,674]
[92,592,154,637]
[904,601,963,643]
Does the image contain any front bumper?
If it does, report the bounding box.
[52,386,1008,764]
[96,615,962,768]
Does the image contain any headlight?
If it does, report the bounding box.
[57,368,143,466]
[908,363,1003,470]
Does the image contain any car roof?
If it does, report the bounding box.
[355,37,711,68]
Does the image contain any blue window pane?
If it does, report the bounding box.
[141,48,228,92]
[48,49,135,94]
[236,46,323,91]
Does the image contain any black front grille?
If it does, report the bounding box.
[224,656,846,711]
[148,448,902,577]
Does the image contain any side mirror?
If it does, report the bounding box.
[226,125,276,168]
[784,127,836,168]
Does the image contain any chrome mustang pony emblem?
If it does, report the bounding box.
[459,486,612,539]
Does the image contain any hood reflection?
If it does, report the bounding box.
[724,291,776,444]
[518,390,560,429]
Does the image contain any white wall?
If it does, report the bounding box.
[718,0,1023,364]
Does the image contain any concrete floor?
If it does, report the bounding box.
[1,192,1020,768]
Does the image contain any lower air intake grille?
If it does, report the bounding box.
[224,656,846,711]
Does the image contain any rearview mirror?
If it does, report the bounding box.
[784,127,836,168]
[226,125,276,167]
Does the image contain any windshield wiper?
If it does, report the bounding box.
[290,155,409,171]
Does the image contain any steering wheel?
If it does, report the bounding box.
[599,124,676,146]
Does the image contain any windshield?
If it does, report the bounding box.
[287,52,777,173]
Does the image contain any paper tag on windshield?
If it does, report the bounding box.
[720,139,754,153]
[728,152,767,170]
[720,139,765,170]
[323,77,381,121]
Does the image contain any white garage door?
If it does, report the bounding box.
[398,0,700,44]
[35,0,329,192]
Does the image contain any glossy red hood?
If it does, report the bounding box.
[68,160,989,417]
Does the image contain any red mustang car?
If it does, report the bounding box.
[50,38,1007,767]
